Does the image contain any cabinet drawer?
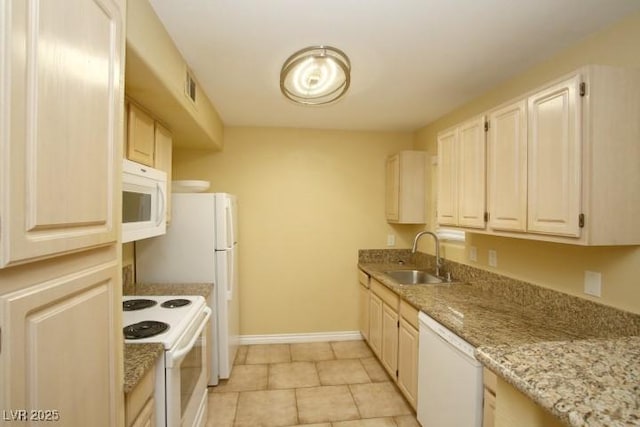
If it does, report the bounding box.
[371,279,399,311]
[399,300,419,329]
[358,269,370,288]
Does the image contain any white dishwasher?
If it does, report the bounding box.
[417,311,483,427]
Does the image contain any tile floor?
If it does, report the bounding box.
[205,340,420,427]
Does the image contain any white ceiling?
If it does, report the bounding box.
[148,0,640,132]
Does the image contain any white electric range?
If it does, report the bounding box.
[123,296,211,427]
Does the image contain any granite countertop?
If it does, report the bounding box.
[123,343,163,394]
[122,281,213,394]
[358,252,640,427]
[130,282,213,298]
[476,337,640,427]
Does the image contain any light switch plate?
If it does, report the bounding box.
[584,271,602,297]
[387,234,396,247]
[488,250,498,267]
[469,246,478,262]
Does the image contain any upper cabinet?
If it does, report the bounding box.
[0,0,123,267]
[439,65,640,245]
[125,0,223,150]
[386,151,426,224]
[437,117,486,229]
[127,104,156,167]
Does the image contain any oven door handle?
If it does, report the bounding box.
[167,307,211,367]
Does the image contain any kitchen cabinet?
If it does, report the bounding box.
[494,375,563,427]
[368,279,400,378]
[483,368,497,427]
[0,0,123,268]
[526,75,581,237]
[386,151,426,224]
[442,65,640,245]
[126,360,157,427]
[358,270,370,341]
[154,123,173,224]
[487,100,528,232]
[127,103,156,167]
[397,301,419,409]
[437,117,486,229]
[368,292,383,358]
[0,0,125,423]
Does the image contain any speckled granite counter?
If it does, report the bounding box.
[358,249,640,427]
[131,282,212,298]
[123,343,163,394]
[476,337,640,427]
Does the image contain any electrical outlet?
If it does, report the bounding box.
[584,271,602,297]
[387,234,396,247]
[469,246,478,262]
[488,250,498,267]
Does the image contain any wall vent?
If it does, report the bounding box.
[185,70,197,103]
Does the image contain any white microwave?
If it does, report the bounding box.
[122,159,167,243]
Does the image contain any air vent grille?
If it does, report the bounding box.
[185,70,197,103]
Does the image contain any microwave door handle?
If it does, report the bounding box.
[156,182,165,226]
[168,307,211,367]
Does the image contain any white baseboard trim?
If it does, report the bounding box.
[238,331,363,345]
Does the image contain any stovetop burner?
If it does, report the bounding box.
[123,320,169,339]
[161,298,192,308]
[123,299,158,311]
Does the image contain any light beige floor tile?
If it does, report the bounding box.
[286,424,331,427]
[394,414,420,427]
[206,392,238,427]
[246,344,291,364]
[349,382,412,418]
[296,385,360,424]
[234,345,248,365]
[234,389,297,427]
[360,357,391,382]
[210,364,268,392]
[290,342,335,361]
[331,340,373,359]
[316,359,370,385]
[268,361,320,389]
[332,418,397,427]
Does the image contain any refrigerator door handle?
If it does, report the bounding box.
[225,198,234,249]
[226,248,234,301]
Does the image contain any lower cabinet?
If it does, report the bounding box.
[358,269,370,341]
[125,360,157,427]
[488,369,564,427]
[397,302,419,409]
[364,275,419,410]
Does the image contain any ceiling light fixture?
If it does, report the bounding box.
[280,45,351,105]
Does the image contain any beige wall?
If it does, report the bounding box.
[414,12,640,314]
[173,128,420,335]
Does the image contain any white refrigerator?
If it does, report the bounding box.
[136,193,240,385]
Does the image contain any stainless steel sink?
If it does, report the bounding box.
[383,269,444,285]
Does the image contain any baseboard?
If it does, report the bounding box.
[238,331,363,345]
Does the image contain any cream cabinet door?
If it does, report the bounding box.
[527,75,582,237]
[437,129,459,226]
[154,123,173,223]
[359,282,370,341]
[487,100,528,232]
[0,0,124,268]
[457,117,486,228]
[397,318,418,409]
[0,261,121,427]
[385,154,400,222]
[380,303,398,378]
[127,104,156,167]
[368,292,383,358]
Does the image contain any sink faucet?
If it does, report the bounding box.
[411,231,442,277]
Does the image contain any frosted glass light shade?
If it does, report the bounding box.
[280,46,351,105]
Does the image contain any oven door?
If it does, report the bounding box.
[165,307,211,427]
